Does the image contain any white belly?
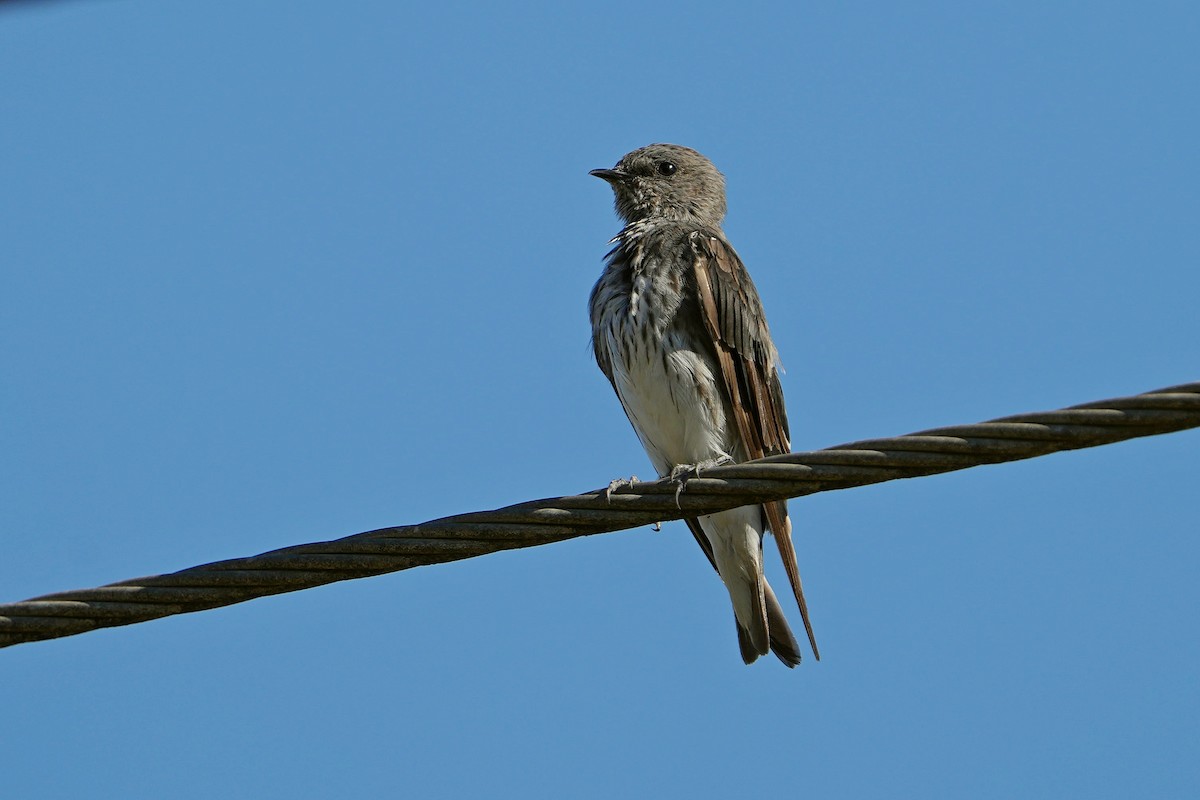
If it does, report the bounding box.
[605,327,733,477]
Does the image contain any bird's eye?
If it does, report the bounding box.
[657,161,677,176]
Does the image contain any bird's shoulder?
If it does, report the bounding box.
[687,228,780,369]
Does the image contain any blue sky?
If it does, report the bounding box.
[2,1,1197,797]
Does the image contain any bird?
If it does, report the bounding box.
[588,143,818,667]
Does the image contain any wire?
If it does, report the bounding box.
[1,381,1196,649]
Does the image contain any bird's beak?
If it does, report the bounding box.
[589,168,628,184]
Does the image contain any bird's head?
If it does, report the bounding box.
[590,143,727,227]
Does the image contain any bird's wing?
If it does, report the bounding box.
[588,288,617,390]
[689,231,819,660]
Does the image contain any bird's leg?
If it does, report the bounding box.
[668,455,734,508]
[604,476,663,531]
[604,475,640,503]
[669,454,735,483]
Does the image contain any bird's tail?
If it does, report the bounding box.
[696,506,803,667]
[736,579,803,668]
[684,511,801,667]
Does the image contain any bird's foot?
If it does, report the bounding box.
[604,475,640,503]
[604,476,661,530]
[668,455,734,508]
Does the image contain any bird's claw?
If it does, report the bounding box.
[668,455,734,508]
[604,475,639,503]
[604,476,660,531]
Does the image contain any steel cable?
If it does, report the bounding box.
[2,381,1196,649]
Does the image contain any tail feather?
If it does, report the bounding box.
[764,579,802,667]
[733,580,801,667]
[703,507,770,659]
[735,621,760,665]
[729,560,770,661]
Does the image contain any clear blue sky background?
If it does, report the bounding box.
[2,2,1197,797]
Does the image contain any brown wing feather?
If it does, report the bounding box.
[690,231,820,660]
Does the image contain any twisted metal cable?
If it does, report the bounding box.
[2,381,1197,649]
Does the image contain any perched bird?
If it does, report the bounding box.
[589,143,818,667]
